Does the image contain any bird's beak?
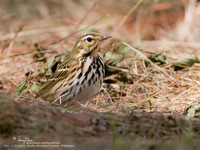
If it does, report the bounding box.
[99,35,112,41]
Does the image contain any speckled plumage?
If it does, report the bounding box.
[38,33,111,105]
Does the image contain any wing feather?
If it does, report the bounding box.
[38,56,78,95]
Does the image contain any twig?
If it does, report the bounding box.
[136,40,200,49]
[74,0,99,31]
[122,41,176,81]
[7,25,24,54]
[41,58,60,80]
[50,0,102,45]
[115,0,143,32]
[107,65,129,73]
[51,14,110,44]
[0,50,55,61]
[170,78,200,103]
[15,59,50,101]
[0,26,70,41]
[101,87,113,104]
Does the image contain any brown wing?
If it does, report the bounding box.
[38,55,77,96]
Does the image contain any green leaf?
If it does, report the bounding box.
[30,83,40,93]
[150,53,166,64]
[34,43,43,52]
[104,52,123,66]
[17,80,27,94]
[148,100,152,107]
[40,56,55,77]
[47,57,55,68]
[145,53,166,66]
[186,105,200,119]
[173,55,199,71]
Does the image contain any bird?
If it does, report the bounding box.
[38,33,112,106]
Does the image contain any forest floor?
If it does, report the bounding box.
[1,0,200,149]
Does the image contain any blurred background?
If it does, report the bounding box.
[0,0,187,41]
[1,0,200,149]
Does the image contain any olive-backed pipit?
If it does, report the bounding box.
[38,33,112,105]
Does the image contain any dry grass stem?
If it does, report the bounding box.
[115,0,144,33]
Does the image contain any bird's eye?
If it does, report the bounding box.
[87,37,92,42]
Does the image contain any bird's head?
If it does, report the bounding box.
[72,33,112,57]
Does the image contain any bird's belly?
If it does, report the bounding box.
[73,80,102,103]
[59,55,104,105]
